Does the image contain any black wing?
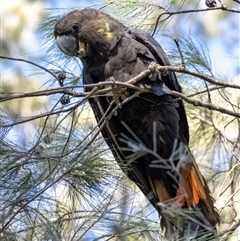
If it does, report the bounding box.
[83,25,219,239]
[130,29,189,144]
[55,8,219,239]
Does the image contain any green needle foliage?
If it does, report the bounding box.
[1,1,240,240]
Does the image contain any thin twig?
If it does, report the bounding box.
[153,5,240,35]
[2,55,240,124]
[187,86,225,97]
[174,37,186,68]
[171,90,240,118]
[0,55,58,80]
[156,65,240,90]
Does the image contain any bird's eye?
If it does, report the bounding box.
[72,23,79,32]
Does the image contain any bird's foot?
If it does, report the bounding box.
[148,62,159,81]
[149,62,168,77]
[109,77,128,111]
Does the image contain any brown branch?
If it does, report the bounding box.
[0,99,83,128]
[171,90,240,118]
[1,59,240,127]
[0,81,149,102]
[1,55,238,97]
[0,87,81,102]
[187,86,225,97]
[153,5,240,35]
[156,65,240,90]
[174,37,186,68]
[78,92,141,155]
[0,55,58,80]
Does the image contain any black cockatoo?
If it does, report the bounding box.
[54,8,220,239]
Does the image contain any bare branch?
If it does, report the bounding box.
[156,65,240,90]
[187,86,225,97]
[171,90,240,118]
[174,37,186,68]
[1,60,240,128]
[153,5,240,35]
[0,55,58,80]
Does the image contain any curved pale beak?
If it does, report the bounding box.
[56,35,87,58]
[56,35,78,56]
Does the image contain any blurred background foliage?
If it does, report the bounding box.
[0,0,240,240]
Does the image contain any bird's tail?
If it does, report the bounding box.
[159,202,218,240]
[155,148,220,240]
